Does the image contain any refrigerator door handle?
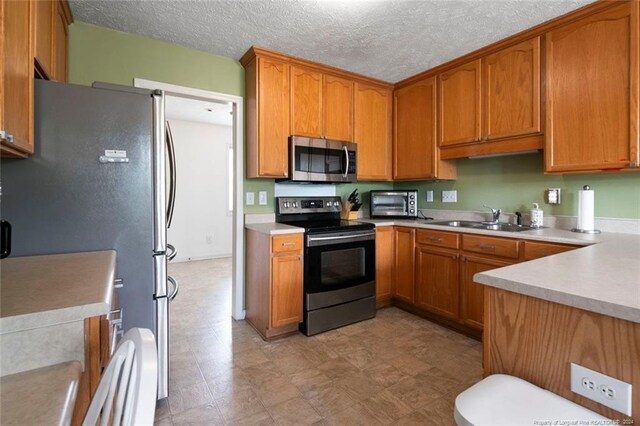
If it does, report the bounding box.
[166,121,177,229]
[168,275,179,301]
[153,91,167,253]
[155,296,169,399]
[167,243,177,262]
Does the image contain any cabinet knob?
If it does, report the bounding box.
[283,171,288,177]
[630,162,638,168]
[0,130,14,143]
[451,255,457,260]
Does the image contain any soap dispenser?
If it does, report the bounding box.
[530,203,543,228]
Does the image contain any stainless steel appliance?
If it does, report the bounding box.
[0,79,177,399]
[370,190,418,218]
[289,136,357,183]
[276,197,376,336]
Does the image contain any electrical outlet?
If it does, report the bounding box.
[426,190,434,202]
[570,363,632,416]
[546,188,561,204]
[442,190,457,203]
[205,235,213,245]
[258,191,268,206]
[246,192,255,205]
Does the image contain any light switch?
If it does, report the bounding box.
[258,191,268,205]
[245,192,255,205]
[426,190,434,202]
[442,190,457,203]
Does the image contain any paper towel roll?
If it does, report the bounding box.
[577,188,595,231]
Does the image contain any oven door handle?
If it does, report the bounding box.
[307,231,375,246]
[342,146,349,178]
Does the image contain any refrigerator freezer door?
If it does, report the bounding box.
[155,295,169,399]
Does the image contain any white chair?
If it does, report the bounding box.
[83,328,158,426]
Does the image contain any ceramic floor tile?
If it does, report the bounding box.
[289,368,332,394]
[324,402,383,426]
[360,389,413,425]
[363,362,409,389]
[213,388,265,423]
[267,397,322,426]
[168,381,214,416]
[253,376,302,407]
[170,402,225,426]
[302,381,356,418]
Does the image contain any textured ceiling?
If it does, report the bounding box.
[69,0,595,83]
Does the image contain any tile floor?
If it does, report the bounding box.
[156,258,483,425]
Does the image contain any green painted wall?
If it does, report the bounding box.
[68,22,243,96]
[395,153,640,219]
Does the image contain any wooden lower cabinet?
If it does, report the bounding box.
[246,229,304,339]
[415,246,460,320]
[460,254,512,330]
[375,226,394,307]
[393,227,416,304]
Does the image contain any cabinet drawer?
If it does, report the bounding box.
[272,234,303,253]
[462,234,519,259]
[523,241,577,261]
[416,229,459,249]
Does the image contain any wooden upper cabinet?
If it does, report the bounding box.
[246,57,290,178]
[546,2,639,173]
[1,0,34,156]
[53,0,69,82]
[290,66,323,138]
[323,75,353,141]
[394,77,436,179]
[484,37,541,141]
[355,83,392,180]
[438,59,482,147]
[34,0,54,78]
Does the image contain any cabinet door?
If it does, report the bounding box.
[53,0,68,82]
[0,0,33,155]
[34,0,53,78]
[394,78,436,179]
[290,66,323,138]
[375,227,394,303]
[415,246,459,319]
[323,74,353,142]
[438,59,482,147]
[546,3,639,172]
[393,227,415,304]
[255,57,290,177]
[484,37,541,141]
[355,83,392,180]
[460,254,512,330]
[271,253,303,328]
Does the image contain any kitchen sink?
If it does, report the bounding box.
[430,220,535,232]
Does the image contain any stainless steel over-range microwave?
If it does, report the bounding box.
[287,136,357,183]
[370,190,418,218]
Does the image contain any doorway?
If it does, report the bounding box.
[134,78,245,320]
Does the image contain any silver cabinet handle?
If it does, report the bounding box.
[168,275,179,301]
[167,243,177,261]
[114,278,123,289]
[427,237,442,242]
[0,130,14,143]
[281,241,296,247]
[479,244,496,250]
[109,308,123,325]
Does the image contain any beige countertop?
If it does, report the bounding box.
[0,251,116,334]
[0,361,82,426]
[245,222,305,235]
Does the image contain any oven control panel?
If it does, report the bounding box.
[277,197,342,215]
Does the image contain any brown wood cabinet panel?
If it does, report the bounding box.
[271,253,303,328]
[438,59,482,147]
[460,254,511,330]
[375,227,394,305]
[34,0,53,78]
[546,2,639,172]
[53,0,68,82]
[393,227,415,304]
[484,37,541,141]
[522,240,578,261]
[248,57,290,178]
[355,83,392,180]
[415,229,459,250]
[462,234,519,259]
[1,0,33,155]
[485,287,640,422]
[245,230,271,335]
[323,74,353,142]
[415,246,459,320]
[393,78,436,179]
[272,234,303,253]
[290,66,323,138]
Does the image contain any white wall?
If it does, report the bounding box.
[168,119,233,261]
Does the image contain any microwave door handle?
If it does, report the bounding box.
[343,146,349,178]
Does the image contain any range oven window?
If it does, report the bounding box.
[320,247,366,286]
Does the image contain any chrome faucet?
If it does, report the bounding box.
[483,205,502,223]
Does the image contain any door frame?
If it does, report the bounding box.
[134,78,246,320]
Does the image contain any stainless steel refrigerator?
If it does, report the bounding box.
[0,79,177,399]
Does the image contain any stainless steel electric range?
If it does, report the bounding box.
[276,196,377,336]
